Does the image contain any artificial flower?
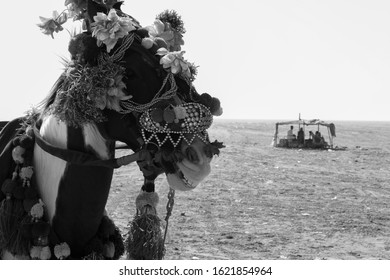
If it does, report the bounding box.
[106,75,132,111]
[157,48,191,78]
[30,199,45,219]
[20,166,34,180]
[37,10,68,38]
[145,20,184,51]
[54,242,71,259]
[170,31,184,51]
[107,75,126,97]
[65,0,86,19]
[91,9,136,52]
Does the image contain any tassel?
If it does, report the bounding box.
[0,197,27,252]
[7,215,31,256]
[126,213,165,260]
[126,191,165,260]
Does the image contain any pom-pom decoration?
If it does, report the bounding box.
[135,191,159,211]
[18,135,34,149]
[30,245,51,260]
[197,93,223,116]
[68,33,101,66]
[23,198,39,213]
[1,179,17,196]
[54,242,71,259]
[12,146,25,164]
[20,167,34,187]
[30,200,45,220]
[103,241,115,258]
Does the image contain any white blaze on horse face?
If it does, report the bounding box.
[83,123,111,160]
[166,138,212,191]
[33,115,68,222]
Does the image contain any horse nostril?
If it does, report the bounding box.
[185,146,199,163]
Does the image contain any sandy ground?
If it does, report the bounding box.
[106,120,390,260]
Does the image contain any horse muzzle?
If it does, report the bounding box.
[166,155,212,191]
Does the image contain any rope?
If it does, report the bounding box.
[99,33,135,64]
[110,34,135,62]
[96,33,179,115]
[163,188,175,246]
[119,73,178,114]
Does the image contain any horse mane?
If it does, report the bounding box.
[36,74,66,114]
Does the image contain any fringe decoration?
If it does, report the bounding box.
[126,213,165,260]
[6,214,31,256]
[0,128,57,259]
[126,190,165,259]
[0,196,28,254]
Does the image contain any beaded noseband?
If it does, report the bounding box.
[139,102,213,147]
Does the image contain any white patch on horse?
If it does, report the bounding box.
[33,115,68,222]
[83,123,111,160]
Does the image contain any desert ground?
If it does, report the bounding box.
[106,120,390,260]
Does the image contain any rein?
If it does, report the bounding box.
[33,125,149,169]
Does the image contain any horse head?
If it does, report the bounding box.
[64,3,225,193]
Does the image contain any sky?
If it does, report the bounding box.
[1,0,389,121]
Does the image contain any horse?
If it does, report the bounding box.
[0,0,223,260]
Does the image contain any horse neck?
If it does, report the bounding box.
[33,115,116,256]
[39,114,113,159]
[34,114,114,222]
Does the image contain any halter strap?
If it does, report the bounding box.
[33,125,149,168]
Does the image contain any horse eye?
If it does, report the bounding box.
[185,147,199,163]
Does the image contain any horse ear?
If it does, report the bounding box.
[86,0,107,23]
[113,1,124,10]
